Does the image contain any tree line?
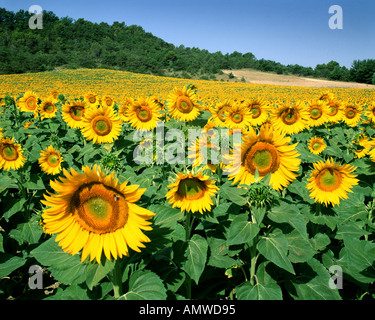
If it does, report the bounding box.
[0,8,374,84]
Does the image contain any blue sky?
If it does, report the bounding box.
[2,0,375,68]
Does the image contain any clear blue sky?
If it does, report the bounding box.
[2,0,374,68]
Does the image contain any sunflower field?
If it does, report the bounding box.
[1,69,375,301]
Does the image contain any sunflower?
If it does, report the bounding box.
[18,91,39,113]
[306,99,330,127]
[227,124,301,191]
[100,95,115,108]
[38,145,63,175]
[41,165,155,263]
[224,103,252,130]
[167,86,201,122]
[118,98,134,122]
[187,131,221,172]
[270,101,310,135]
[0,137,26,171]
[84,92,99,108]
[210,100,235,127]
[306,158,358,206]
[166,171,218,214]
[308,137,326,155]
[318,91,335,102]
[127,97,161,130]
[39,97,58,119]
[342,102,362,127]
[62,100,86,129]
[326,99,343,123]
[353,133,374,159]
[365,101,375,123]
[81,105,122,144]
[242,98,269,127]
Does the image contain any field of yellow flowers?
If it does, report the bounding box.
[0,68,375,301]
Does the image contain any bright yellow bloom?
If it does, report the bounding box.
[127,97,161,130]
[306,158,358,206]
[41,165,155,263]
[38,145,63,175]
[18,91,39,113]
[62,100,87,129]
[0,137,26,171]
[308,137,326,155]
[166,171,219,214]
[167,86,201,122]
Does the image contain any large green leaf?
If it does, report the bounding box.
[85,259,116,290]
[236,263,282,300]
[257,229,295,274]
[121,270,166,300]
[227,214,260,246]
[0,254,26,278]
[286,230,316,263]
[9,219,44,245]
[182,234,208,284]
[31,236,86,285]
[219,181,247,206]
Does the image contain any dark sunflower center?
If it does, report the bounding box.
[44,103,55,113]
[346,107,356,119]
[92,116,112,136]
[281,108,299,125]
[1,144,18,161]
[26,97,37,110]
[47,154,60,167]
[250,105,261,118]
[244,142,280,176]
[231,112,243,123]
[310,107,322,119]
[316,168,342,192]
[136,107,152,122]
[70,106,84,121]
[89,96,96,104]
[178,178,206,200]
[328,104,339,116]
[71,182,128,234]
[177,96,194,114]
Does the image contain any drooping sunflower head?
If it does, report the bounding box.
[166,171,219,214]
[81,105,122,144]
[318,90,335,102]
[18,91,39,113]
[62,100,86,129]
[306,158,358,206]
[39,97,58,119]
[41,165,155,263]
[118,98,134,122]
[241,98,269,126]
[306,99,330,127]
[227,123,301,191]
[127,97,161,130]
[38,145,63,175]
[352,133,374,159]
[224,103,252,130]
[271,101,310,135]
[167,86,201,122]
[342,102,362,127]
[308,136,326,155]
[210,100,235,127]
[0,137,26,171]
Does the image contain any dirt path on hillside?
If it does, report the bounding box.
[221,69,375,89]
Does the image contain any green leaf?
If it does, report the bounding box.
[236,263,282,300]
[3,197,26,221]
[0,176,17,192]
[341,236,375,283]
[0,254,26,278]
[122,270,167,300]
[257,229,295,274]
[227,214,260,246]
[207,237,236,269]
[182,234,208,284]
[268,201,307,236]
[286,230,316,263]
[25,174,45,190]
[149,205,184,228]
[31,236,86,285]
[85,259,116,290]
[9,219,44,245]
[288,259,341,300]
[220,181,247,206]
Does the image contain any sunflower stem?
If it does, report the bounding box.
[185,210,192,299]
[112,259,123,299]
[249,237,258,286]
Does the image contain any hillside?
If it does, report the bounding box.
[0,7,375,84]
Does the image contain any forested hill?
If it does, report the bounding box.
[1,8,374,84]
